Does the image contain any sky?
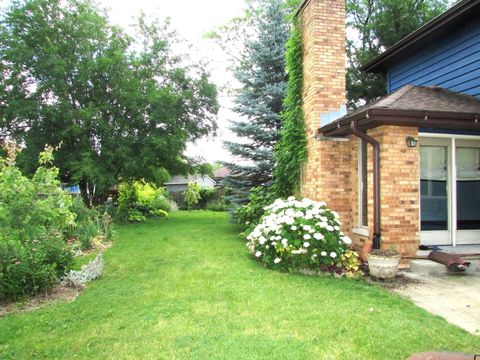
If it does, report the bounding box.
[98,0,247,164]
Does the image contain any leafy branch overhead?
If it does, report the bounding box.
[346,0,450,108]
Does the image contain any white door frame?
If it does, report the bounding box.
[419,132,480,246]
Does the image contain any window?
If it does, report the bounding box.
[358,139,368,227]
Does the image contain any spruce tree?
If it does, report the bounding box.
[222,0,291,205]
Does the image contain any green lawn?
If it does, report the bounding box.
[0,211,478,359]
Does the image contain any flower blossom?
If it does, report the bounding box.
[342,236,352,245]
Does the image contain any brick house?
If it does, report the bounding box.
[297,0,480,265]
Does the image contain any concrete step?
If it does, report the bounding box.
[409,259,480,277]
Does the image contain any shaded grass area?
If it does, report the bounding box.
[0,211,478,359]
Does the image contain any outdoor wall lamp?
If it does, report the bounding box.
[406,136,418,148]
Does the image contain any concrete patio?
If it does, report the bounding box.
[396,252,480,335]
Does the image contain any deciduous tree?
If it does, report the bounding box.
[0,0,218,201]
[347,0,450,108]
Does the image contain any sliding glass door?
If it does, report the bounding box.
[420,138,450,245]
[420,135,480,246]
[456,140,480,244]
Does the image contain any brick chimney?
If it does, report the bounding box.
[297,0,352,228]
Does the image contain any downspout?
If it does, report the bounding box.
[350,119,381,250]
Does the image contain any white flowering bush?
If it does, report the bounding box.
[246,197,361,275]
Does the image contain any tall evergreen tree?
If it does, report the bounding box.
[347,0,450,108]
[214,0,292,205]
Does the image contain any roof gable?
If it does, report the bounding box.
[165,174,216,186]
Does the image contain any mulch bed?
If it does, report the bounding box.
[366,272,422,291]
[0,285,82,318]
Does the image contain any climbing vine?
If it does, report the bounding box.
[272,20,307,198]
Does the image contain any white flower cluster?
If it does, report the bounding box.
[246,197,352,268]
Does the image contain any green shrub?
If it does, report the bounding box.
[234,186,275,233]
[198,187,216,208]
[0,238,57,301]
[69,196,114,247]
[117,181,169,222]
[206,199,229,212]
[75,220,99,250]
[0,146,75,301]
[151,209,168,218]
[135,181,165,206]
[246,197,362,277]
[184,182,201,209]
[70,196,97,224]
[117,182,138,222]
[149,195,172,213]
[127,209,146,223]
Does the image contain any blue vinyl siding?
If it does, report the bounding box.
[388,19,480,98]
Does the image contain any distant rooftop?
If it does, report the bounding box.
[164,174,214,185]
[213,166,231,179]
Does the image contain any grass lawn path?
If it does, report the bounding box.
[0,211,478,359]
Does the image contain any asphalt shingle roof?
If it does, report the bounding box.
[347,85,480,117]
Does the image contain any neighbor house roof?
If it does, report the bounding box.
[164,174,215,185]
[362,0,480,73]
[213,166,230,179]
[320,85,480,136]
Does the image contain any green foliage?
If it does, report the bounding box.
[346,0,449,107]
[234,186,275,233]
[193,163,215,177]
[0,0,218,201]
[70,196,97,224]
[135,182,165,207]
[184,182,201,210]
[197,187,216,209]
[75,220,99,250]
[97,211,114,241]
[151,209,169,218]
[205,199,230,212]
[273,21,307,198]
[341,249,363,277]
[149,196,173,213]
[0,145,75,243]
[117,181,170,222]
[246,197,362,276]
[0,236,73,301]
[117,183,139,223]
[69,196,115,250]
[126,209,147,223]
[0,146,74,301]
